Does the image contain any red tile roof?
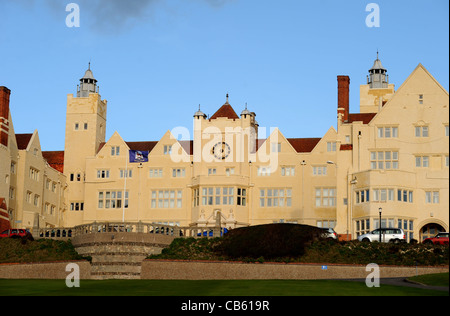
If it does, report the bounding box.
[126,141,158,153]
[287,138,321,153]
[210,104,239,120]
[42,151,65,173]
[347,113,376,124]
[15,133,33,150]
[340,144,353,151]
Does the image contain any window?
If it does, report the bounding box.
[419,94,423,104]
[398,218,414,242]
[356,189,370,203]
[119,169,132,178]
[445,155,449,168]
[327,142,337,152]
[111,146,120,156]
[26,191,32,203]
[29,168,39,181]
[257,166,271,176]
[271,143,281,153]
[415,126,429,137]
[317,220,336,229]
[84,122,88,130]
[10,162,16,174]
[70,202,84,211]
[222,187,234,205]
[313,166,327,176]
[208,168,217,176]
[149,168,163,178]
[315,187,336,207]
[202,187,214,206]
[33,194,40,206]
[164,145,172,155]
[97,169,110,179]
[281,166,295,176]
[372,188,395,202]
[98,191,129,209]
[151,190,182,209]
[377,126,398,138]
[445,124,449,137]
[200,187,234,206]
[172,168,185,178]
[193,188,200,207]
[237,188,247,206]
[225,168,235,176]
[425,191,439,204]
[397,189,413,203]
[260,189,291,207]
[74,122,79,130]
[370,151,399,170]
[415,156,429,168]
[356,219,371,237]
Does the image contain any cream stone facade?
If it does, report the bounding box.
[1,56,448,241]
[0,86,66,231]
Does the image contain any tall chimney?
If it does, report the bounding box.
[0,86,11,147]
[337,76,350,123]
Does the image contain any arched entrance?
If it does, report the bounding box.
[420,223,446,242]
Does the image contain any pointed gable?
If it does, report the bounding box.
[15,133,33,150]
[287,138,321,153]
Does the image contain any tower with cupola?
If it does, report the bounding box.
[63,64,107,226]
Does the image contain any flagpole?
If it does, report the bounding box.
[123,151,128,223]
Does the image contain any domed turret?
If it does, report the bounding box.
[194,104,207,119]
[77,62,99,97]
[367,52,389,89]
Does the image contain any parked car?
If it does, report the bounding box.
[357,228,405,243]
[422,232,449,245]
[0,228,34,240]
[320,227,338,240]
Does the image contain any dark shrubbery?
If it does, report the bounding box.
[216,224,324,259]
[149,224,449,267]
[0,238,91,263]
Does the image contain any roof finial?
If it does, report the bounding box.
[376,49,379,60]
[226,93,229,103]
[88,61,91,70]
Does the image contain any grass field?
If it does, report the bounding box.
[0,278,447,296]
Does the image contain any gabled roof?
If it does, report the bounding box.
[126,141,158,153]
[210,103,239,120]
[42,151,65,173]
[287,138,321,153]
[15,133,33,150]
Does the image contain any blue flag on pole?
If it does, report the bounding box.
[129,150,149,163]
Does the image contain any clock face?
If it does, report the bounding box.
[212,142,231,160]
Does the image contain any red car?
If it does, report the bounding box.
[0,229,34,240]
[423,232,449,245]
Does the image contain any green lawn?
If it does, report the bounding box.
[0,279,447,296]
[407,273,449,287]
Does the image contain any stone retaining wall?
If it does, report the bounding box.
[0,261,91,279]
[141,260,449,280]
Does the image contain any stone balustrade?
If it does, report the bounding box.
[36,221,228,241]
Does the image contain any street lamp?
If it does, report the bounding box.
[379,207,382,242]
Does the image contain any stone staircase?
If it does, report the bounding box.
[72,232,174,280]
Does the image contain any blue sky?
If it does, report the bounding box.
[0,0,448,151]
